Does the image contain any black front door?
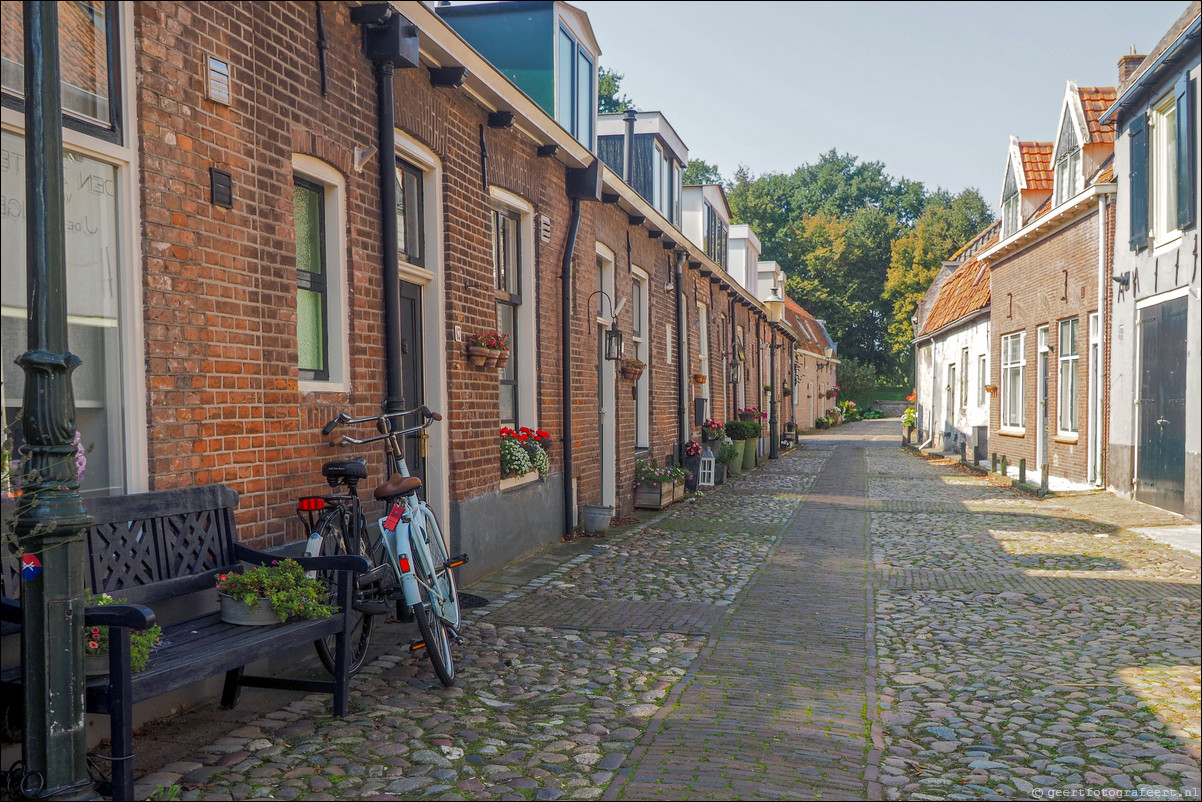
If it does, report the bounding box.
[400,281,425,484]
[1136,296,1187,513]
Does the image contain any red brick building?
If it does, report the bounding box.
[0,1,781,584]
[980,85,1117,487]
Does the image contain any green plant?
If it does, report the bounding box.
[500,436,533,476]
[467,331,509,349]
[902,406,917,427]
[634,459,687,487]
[86,593,163,673]
[216,559,335,622]
[716,441,739,465]
[863,408,886,419]
[745,421,763,438]
[528,443,550,478]
[724,420,756,440]
[148,784,182,802]
[815,417,829,430]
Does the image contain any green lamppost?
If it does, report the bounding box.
[15,2,97,798]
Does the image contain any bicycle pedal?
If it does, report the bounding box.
[408,639,426,652]
[353,599,390,615]
[445,553,469,570]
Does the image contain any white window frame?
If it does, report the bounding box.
[1057,317,1079,436]
[293,155,350,394]
[632,267,650,449]
[1,2,145,493]
[1002,192,1021,239]
[1000,331,1025,431]
[488,186,537,429]
[977,354,987,408]
[697,302,709,400]
[960,346,969,408]
[1053,112,1081,207]
[1149,91,1181,247]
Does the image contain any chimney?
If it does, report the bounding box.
[622,109,637,183]
[1118,49,1145,86]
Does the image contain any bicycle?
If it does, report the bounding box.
[297,405,467,685]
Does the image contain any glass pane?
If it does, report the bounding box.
[403,167,422,264]
[1,1,113,127]
[557,28,574,133]
[501,214,519,294]
[497,303,515,382]
[632,281,642,336]
[395,172,407,261]
[297,288,325,372]
[1060,360,1077,431]
[294,182,323,276]
[576,50,592,147]
[499,384,515,427]
[1,131,125,495]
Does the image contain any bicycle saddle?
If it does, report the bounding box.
[322,459,368,480]
[374,475,422,500]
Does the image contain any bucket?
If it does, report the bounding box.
[580,504,614,535]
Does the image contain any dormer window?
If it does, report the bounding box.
[1054,108,1082,206]
[1001,163,1021,239]
[556,26,594,149]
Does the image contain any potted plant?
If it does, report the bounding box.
[902,406,917,442]
[723,420,755,476]
[634,460,682,509]
[215,558,335,625]
[741,420,762,471]
[715,440,739,484]
[500,430,534,478]
[692,373,707,385]
[84,593,164,677]
[781,387,792,398]
[701,418,724,442]
[620,357,646,381]
[466,332,509,368]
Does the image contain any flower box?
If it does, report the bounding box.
[634,481,675,510]
[673,479,685,502]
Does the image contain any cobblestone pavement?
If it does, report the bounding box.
[131,421,1200,801]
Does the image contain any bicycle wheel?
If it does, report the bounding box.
[420,505,461,632]
[410,529,455,686]
[313,509,376,676]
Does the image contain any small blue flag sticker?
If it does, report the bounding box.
[21,554,42,581]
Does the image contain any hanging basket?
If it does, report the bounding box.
[495,348,510,368]
[466,344,490,367]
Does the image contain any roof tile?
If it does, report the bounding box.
[782,296,833,355]
[1019,141,1054,191]
[1078,86,1117,143]
[918,223,999,337]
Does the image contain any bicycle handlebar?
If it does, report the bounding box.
[323,405,442,447]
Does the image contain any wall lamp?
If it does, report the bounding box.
[587,290,625,360]
[1112,272,1131,290]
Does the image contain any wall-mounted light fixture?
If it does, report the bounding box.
[761,286,785,324]
[353,144,377,172]
[588,290,624,360]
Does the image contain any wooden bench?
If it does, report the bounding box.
[1,484,368,801]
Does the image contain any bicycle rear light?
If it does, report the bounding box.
[297,497,325,512]
[398,555,412,574]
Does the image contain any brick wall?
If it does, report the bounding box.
[988,209,1104,483]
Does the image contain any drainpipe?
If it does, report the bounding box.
[1095,194,1108,487]
[352,5,419,415]
[675,251,687,462]
[622,108,636,183]
[561,196,582,535]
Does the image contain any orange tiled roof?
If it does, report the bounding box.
[1020,141,1054,191]
[1089,154,1116,186]
[783,296,833,355]
[918,223,999,338]
[1078,86,1117,143]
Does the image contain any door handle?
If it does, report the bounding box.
[1156,419,1169,427]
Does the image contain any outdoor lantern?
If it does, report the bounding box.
[605,327,624,360]
[761,286,785,324]
[699,447,716,487]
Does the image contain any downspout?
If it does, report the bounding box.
[1095,194,1108,487]
[561,197,582,536]
[675,251,687,462]
[623,108,636,182]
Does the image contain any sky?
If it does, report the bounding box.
[574,1,1190,211]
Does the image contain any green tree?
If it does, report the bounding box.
[834,356,879,408]
[682,158,722,185]
[882,188,994,362]
[597,67,634,113]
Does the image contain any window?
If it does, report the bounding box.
[1000,332,1025,429]
[1131,75,1197,250]
[960,346,969,407]
[697,303,709,400]
[396,158,424,267]
[650,143,676,223]
[2,131,127,496]
[1001,160,1020,238]
[556,26,593,149]
[632,271,649,448]
[1058,318,1079,434]
[1,1,122,141]
[978,355,987,406]
[294,177,329,381]
[1054,109,1081,206]
[703,202,728,268]
[493,208,521,426]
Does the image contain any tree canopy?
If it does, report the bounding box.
[683,159,723,185]
[597,67,634,114]
[726,150,990,381]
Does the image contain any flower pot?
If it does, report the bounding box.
[714,462,726,485]
[84,652,110,678]
[495,348,510,368]
[672,480,685,502]
[581,504,613,534]
[634,482,674,509]
[484,351,499,369]
[742,438,757,471]
[904,425,914,442]
[220,593,283,626]
[466,344,490,367]
[726,440,745,476]
[683,455,701,491]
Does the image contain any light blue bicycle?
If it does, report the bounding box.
[316,406,466,685]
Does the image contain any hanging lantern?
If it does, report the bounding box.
[699,447,716,487]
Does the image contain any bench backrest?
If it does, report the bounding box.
[2,484,241,606]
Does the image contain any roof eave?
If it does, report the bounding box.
[1101,16,1201,124]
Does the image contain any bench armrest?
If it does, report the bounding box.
[233,543,370,575]
[86,603,156,631]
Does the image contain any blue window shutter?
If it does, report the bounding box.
[1129,113,1149,251]
[1176,74,1196,229]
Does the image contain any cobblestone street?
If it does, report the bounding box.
[135,420,1201,801]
